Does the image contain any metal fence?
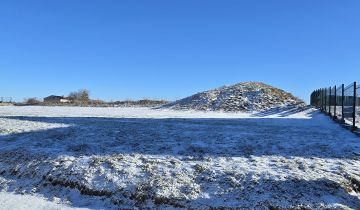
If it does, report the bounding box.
[357,84,360,128]
[0,97,12,103]
[310,82,359,131]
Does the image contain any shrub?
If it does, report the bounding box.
[24,98,41,105]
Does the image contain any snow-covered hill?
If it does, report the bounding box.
[163,82,304,112]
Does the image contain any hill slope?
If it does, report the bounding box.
[163,82,304,112]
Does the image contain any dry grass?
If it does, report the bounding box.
[0,102,13,106]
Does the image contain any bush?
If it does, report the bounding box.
[24,98,41,105]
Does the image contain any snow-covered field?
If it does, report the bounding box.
[0,192,89,210]
[0,106,360,209]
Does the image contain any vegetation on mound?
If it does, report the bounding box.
[163,82,304,112]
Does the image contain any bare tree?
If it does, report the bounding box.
[24,98,41,105]
[68,89,90,105]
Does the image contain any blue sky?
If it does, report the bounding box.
[1,0,359,103]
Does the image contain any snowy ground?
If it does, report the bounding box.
[0,192,89,210]
[0,106,360,209]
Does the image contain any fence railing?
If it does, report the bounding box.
[310,82,359,131]
[0,97,12,103]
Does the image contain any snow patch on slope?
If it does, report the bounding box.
[0,192,89,210]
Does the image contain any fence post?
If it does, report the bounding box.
[317,89,321,109]
[325,88,327,113]
[353,82,357,131]
[321,88,325,112]
[318,89,321,108]
[341,84,345,123]
[329,87,331,115]
[323,88,326,112]
[334,85,337,118]
[320,89,322,110]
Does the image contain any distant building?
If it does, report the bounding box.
[43,95,70,103]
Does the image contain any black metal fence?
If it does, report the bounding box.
[0,97,12,103]
[310,82,359,131]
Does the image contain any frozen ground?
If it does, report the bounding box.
[0,106,360,209]
[0,105,311,119]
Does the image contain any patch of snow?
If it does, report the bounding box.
[0,117,71,135]
[0,106,359,209]
[0,192,89,210]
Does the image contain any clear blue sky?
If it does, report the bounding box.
[1,0,359,103]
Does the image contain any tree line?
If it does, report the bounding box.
[24,89,90,105]
[21,89,168,107]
